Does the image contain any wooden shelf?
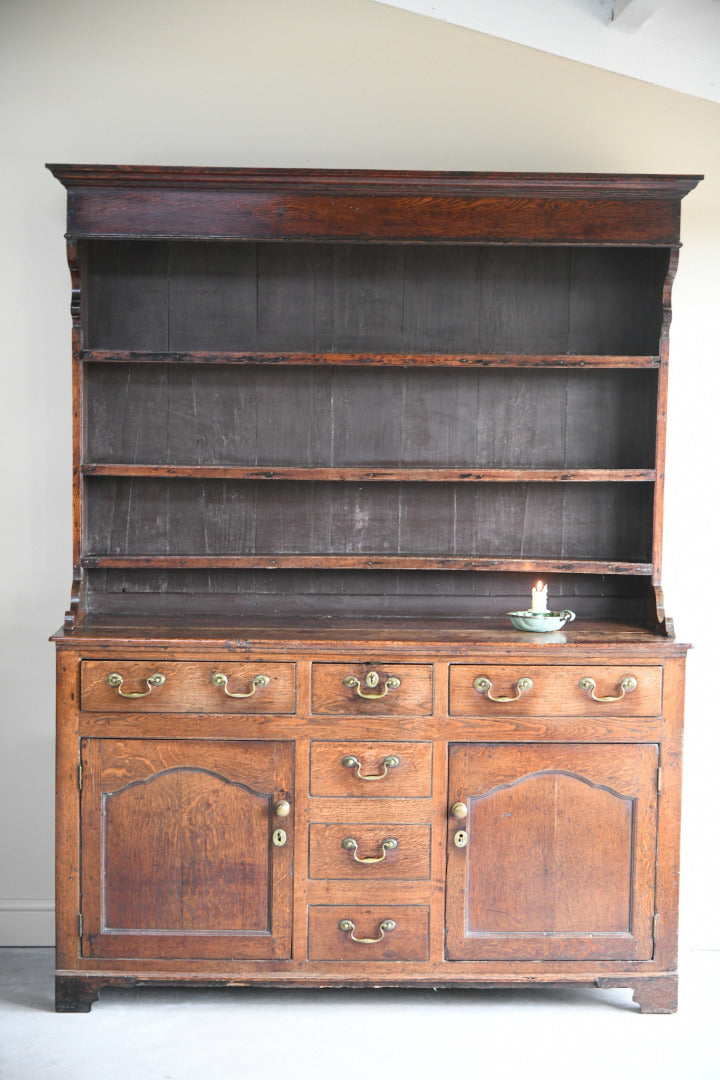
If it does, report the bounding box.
[80,350,662,369]
[81,465,657,483]
[81,554,655,575]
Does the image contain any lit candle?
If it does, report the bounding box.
[531,580,548,613]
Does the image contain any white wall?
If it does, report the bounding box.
[1,0,718,948]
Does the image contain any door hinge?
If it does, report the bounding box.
[652,913,659,941]
[657,766,662,794]
[78,912,84,938]
[77,762,83,791]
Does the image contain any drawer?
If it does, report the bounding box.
[308,905,430,961]
[308,823,431,880]
[81,661,296,713]
[311,663,432,716]
[309,741,433,798]
[449,665,662,717]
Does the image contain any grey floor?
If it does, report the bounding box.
[1,949,718,1080]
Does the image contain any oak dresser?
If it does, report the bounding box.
[48,166,699,1012]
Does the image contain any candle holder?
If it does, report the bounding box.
[507,609,576,632]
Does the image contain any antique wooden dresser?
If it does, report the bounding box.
[48,165,699,1012]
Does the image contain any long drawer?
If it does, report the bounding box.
[81,660,296,713]
[449,665,662,717]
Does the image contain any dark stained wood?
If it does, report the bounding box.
[82,356,658,474]
[82,349,662,367]
[46,163,700,245]
[50,168,694,1011]
[81,465,658,482]
[597,975,679,1013]
[45,165,701,196]
[82,477,654,566]
[446,742,658,960]
[80,554,655,574]
[81,571,654,623]
[82,242,668,356]
[55,976,101,1013]
[652,250,679,583]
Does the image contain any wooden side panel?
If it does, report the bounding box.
[81,739,294,959]
[446,742,658,960]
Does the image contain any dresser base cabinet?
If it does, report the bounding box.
[53,629,686,1013]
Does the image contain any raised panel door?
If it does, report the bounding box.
[446,742,658,961]
[80,738,294,959]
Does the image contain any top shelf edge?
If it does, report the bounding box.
[47,164,704,200]
[79,350,662,369]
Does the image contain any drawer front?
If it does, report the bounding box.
[308,905,430,961]
[81,661,296,713]
[449,665,662,717]
[311,663,432,716]
[309,741,433,798]
[308,823,431,880]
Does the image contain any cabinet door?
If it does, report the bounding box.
[446,743,658,961]
[80,739,293,960]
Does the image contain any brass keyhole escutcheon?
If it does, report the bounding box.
[453,830,468,849]
[272,828,287,847]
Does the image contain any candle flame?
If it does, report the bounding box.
[535,580,543,590]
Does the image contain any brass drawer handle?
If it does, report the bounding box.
[338,918,396,943]
[473,676,533,702]
[579,675,638,703]
[211,673,270,698]
[342,671,401,699]
[342,754,400,781]
[342,837,398,864]
[106,672,165,698]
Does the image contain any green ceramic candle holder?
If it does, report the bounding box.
[508,609,576,632]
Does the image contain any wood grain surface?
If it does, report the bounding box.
[449,664,662,716]
[81,660,296,713]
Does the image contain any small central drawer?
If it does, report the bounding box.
[308,905,430,961]
[308,823,431,880]
[449,664,662,717]
[311,663,432,716]
[310,741,433,797]
[81,660,296,713]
